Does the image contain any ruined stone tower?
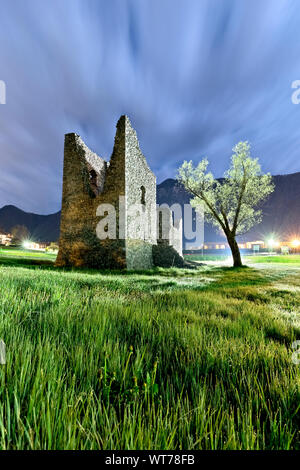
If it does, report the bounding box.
[56,115,183,270]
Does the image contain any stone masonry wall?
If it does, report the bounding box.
[124,116,156,270]
[56,115,168,270]
[170,218,183,257]
[153,205,184,267]
[56,119,127,269]
[157,205,183,256]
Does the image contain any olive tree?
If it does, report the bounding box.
[177,141,274,267]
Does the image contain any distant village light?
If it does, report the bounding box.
[23,240,44,251]
[23,240,32,249]
[266,238,280,250]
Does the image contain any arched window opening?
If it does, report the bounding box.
[89,169,98,196]
[89,169,97,185]
[159,211,163,239]
[141,186,146,205]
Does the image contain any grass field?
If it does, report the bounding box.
[185,253,300,264]
[0,247,299,449]
[0,247,56,262]
[247,255,300,264]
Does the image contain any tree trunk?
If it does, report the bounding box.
[226,233,243,267]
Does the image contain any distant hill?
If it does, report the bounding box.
[1,171,300,244]
[0,205,60,242]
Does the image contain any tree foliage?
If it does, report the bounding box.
[177,141,275,266]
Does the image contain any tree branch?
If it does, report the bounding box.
[184,183,227,233]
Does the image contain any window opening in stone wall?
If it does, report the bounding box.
[141,186,146,205]
[89,169,98,195]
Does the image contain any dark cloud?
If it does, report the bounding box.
[0,0,299,213]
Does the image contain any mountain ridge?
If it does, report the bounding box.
[0,205,61,242]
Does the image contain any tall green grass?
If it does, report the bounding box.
[0,254,299,449]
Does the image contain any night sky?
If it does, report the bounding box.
[0,0,300,214]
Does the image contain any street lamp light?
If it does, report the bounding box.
[267,238,279,253]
